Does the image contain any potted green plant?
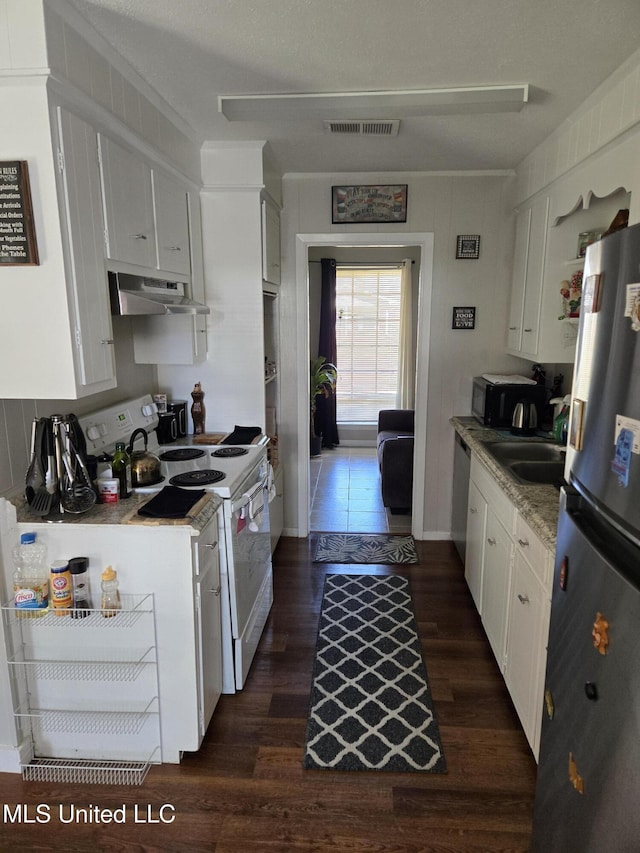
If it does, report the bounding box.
[310,356,337,457]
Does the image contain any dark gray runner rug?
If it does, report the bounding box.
[314,533,418,564]
[303,574,446,772]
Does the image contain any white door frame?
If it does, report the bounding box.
[295,231,434,539]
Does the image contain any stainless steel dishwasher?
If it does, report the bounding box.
[451,432,471,562]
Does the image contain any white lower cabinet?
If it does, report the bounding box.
[481,506,513,671]
[464,452,552,759]
[3,509,223,777]
[504,521,552,759]
[465,479,487,613]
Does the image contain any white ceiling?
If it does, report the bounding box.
[66,0,640,175]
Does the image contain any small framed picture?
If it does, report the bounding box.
[456,234,480,259]
[452,306,476,329]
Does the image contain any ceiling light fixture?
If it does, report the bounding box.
[219,84,528,122]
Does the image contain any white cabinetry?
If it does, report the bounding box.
[153,170,191,276]
[262,199,281,285]
[466,456,515,672]
[507,195,549,359]
[464,450,553,758]
[98,135,156,269]
[2,595,160,783]
[54,107,117,395]
[465,479,487,613]
[13,510,223,765]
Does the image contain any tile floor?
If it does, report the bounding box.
[310,446,412,533]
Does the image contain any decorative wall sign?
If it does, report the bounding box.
[452,306,476,329]
[0,161,39,265]
[332,184,408,224]
[456,234,480,259]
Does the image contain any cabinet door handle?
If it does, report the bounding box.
[132,233,148,240]
[470,507,478,514]
[517,593,530,605]
[487,537,496,546]
[204,542,218,551]
[509,325,517,330]
[209,586,221,596]
[518,538,529,547]
[523,328,533,333]
[101,339,114,345]
[165,245,182,251]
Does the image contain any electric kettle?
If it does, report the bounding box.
[511,400,538,436]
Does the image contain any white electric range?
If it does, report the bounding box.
[78,394,273,694]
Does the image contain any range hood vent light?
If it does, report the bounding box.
[108,272,209,316]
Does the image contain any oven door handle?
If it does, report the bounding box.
[232,478,266,516]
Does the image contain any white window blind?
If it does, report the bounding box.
[335,266,402,422]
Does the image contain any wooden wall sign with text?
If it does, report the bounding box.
[0,161,39,266]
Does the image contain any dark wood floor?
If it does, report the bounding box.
[0,537,536,852]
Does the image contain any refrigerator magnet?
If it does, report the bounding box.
[611,427,633,487]
[624,283,640,331]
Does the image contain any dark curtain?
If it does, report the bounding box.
[314,258,339,448]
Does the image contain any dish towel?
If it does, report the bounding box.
[482,373,537,385]
[222,425,262,445]
[137,486,206,519]
[241,480,265,531]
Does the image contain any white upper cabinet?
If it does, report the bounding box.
[153,171,191,276]
[98,135,156,269]
[55,108,117,393]
[507,195,549,360]
[261,198,281,285]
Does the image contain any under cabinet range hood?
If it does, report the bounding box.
[108,272,210,316]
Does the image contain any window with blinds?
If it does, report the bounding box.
[335,265,402,422]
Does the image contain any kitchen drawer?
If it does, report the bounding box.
[514,514,553,588]
[470,454,516,534]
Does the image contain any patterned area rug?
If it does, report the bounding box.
[303,574,446,772]
[313,533,418,564]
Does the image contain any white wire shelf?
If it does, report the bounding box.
[16,697,159,736]
[2,594,153,628]
[7,645,156,681]
[21,749,160,786]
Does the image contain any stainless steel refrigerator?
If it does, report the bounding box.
[530,222,640,852]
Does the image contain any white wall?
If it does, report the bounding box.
[280,171,534,538]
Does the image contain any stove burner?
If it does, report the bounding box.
[211,446,248,458]
[169,469,225,487]
[160,448,206,462]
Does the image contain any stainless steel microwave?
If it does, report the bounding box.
[471,377,547,428]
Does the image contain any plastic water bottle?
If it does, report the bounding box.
[13,532,49,616]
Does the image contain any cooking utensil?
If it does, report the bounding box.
[24,417,39,506]
[127,428,162,487]
[44,420,58,495]
[59,422,97,514]
[29,418,57,516]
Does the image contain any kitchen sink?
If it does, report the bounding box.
[482,440,566,486]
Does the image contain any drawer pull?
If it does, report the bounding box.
[203,542,218,551]
[210,586,221,596]
[518,538,530,547]
[166,245,182,251]
[517,593,530,605]
[132,233,148,240]
[470,507,478,514]
[487,537,496,546]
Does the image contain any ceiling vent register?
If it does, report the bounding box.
[323,120,400,136]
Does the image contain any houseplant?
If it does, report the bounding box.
[310,357,337,457]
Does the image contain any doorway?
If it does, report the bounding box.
[295,232,434,540]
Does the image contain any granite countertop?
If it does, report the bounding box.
[451,416,562,549]
[12,490,222,534]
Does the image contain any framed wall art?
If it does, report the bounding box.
[452,306,476,329]
[332,184,408,224]
[456,234,480,259]
[0,160,39,266]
